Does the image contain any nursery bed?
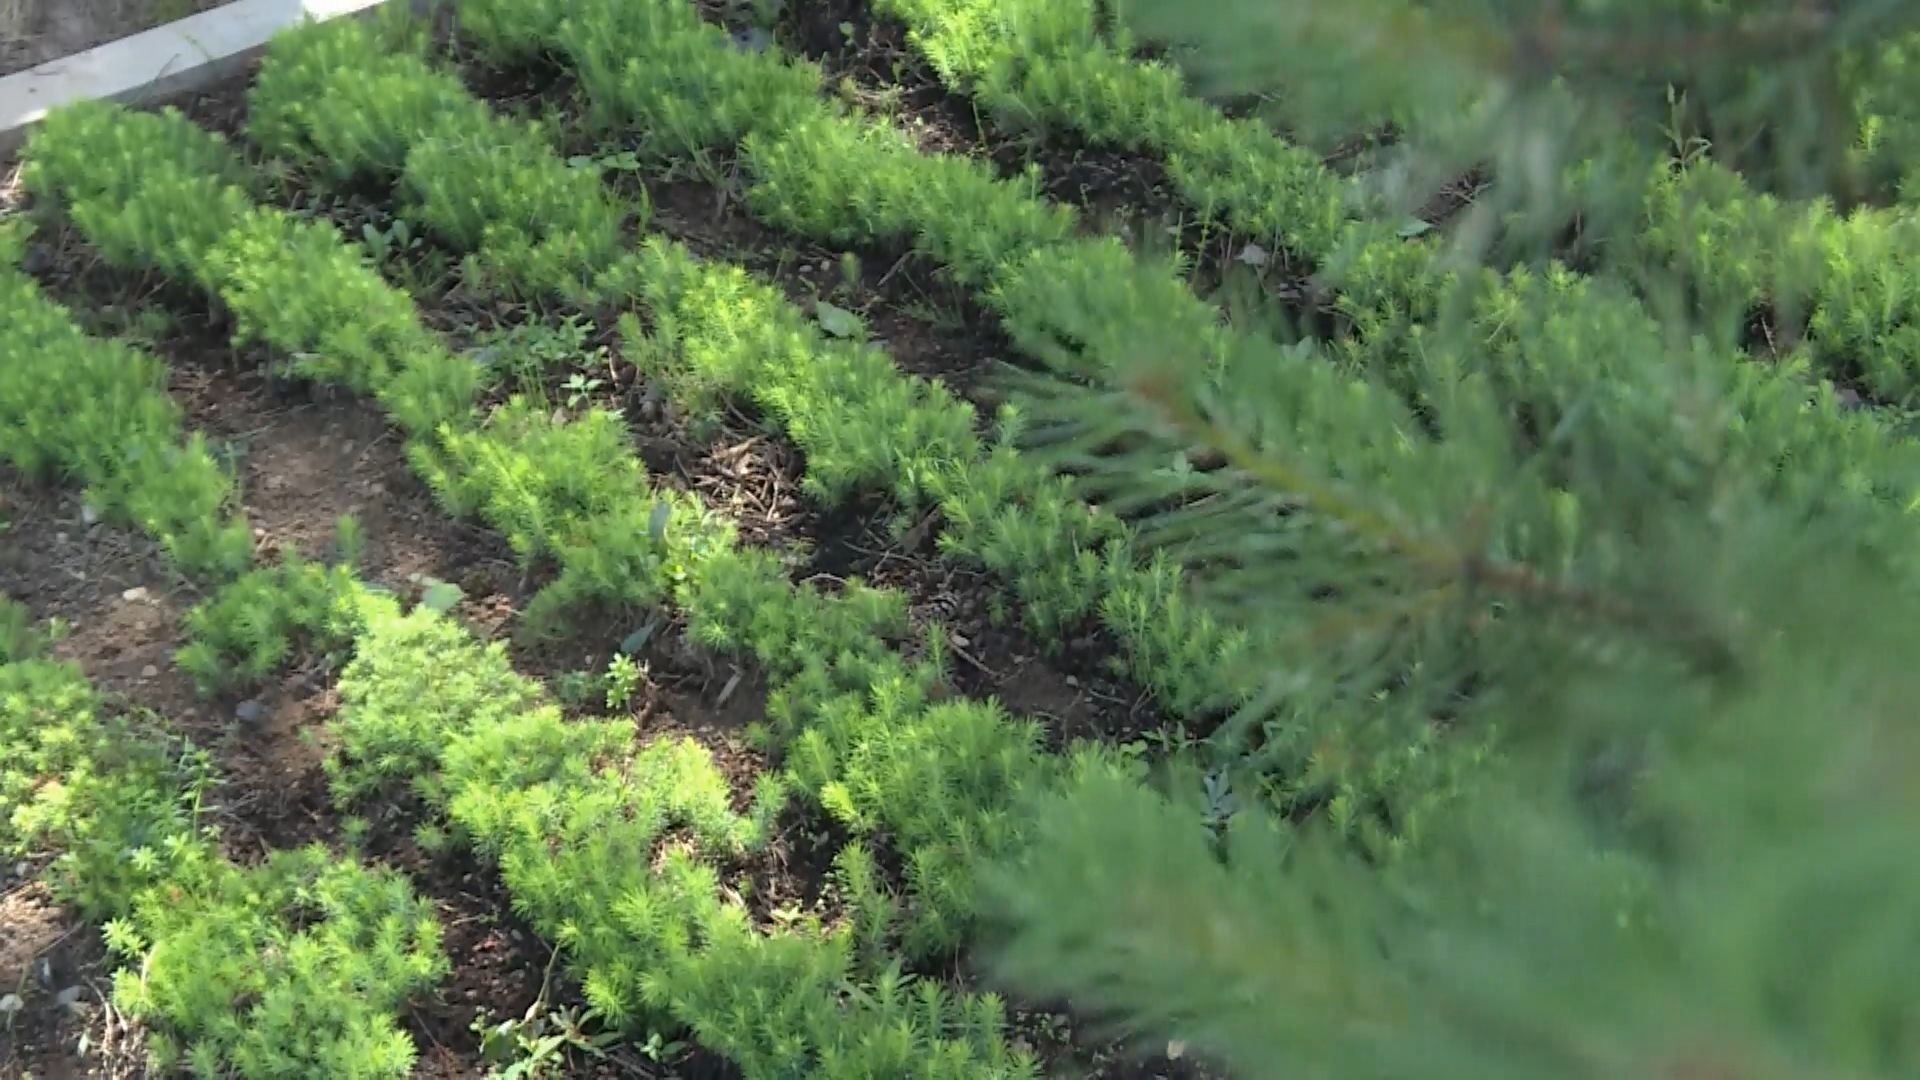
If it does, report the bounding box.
[1,31,1197,1075]
[10,1,1918,1078]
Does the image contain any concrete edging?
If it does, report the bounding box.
[0,0,403,157]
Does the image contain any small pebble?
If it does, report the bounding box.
[54,986,85,1011]
[140,665,159,679]
[949,633,970,648]
[0,994,22,1016]
[728,26,772,53]
[235,699,267,724]
[253,527,268,540]
[1064,675,1080,688]
[121,586,149,603]
[80,505,99,526]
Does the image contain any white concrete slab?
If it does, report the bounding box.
[0,0,402,156]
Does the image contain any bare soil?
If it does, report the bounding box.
[1,0,224,78]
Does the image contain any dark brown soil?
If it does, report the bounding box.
[0,883,146,1079]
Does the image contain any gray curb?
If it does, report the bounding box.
[1,0,407,157]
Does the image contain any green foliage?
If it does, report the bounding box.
[2,649,442,1075]
[742,115,1078,286]
[1105,0,1920,241]
[402,120,629,299]
[680,546,908,679]
[245,16,1195,991]
[603,654,642,710]
[457,0,824,159]
[207,208,447,395]
[557,0,822,158]
[473,1001,621,1079]
[0,216,27,267]
[452,0,569,63]
[327,602,1036,1078]
[0,657,207,917]
[175,554,368,694]
[863,1,1920,1077]
[109,845,446,1080]
[253,17,633,299]
[898,0,1920,424]
[1843,31,1920,202]
[781,681,1046,957]
[447,0,1484,873]
[1093,550,1253,719]
[25,1,1920,1075]
[376,340,486,441]
[24,99,481,439]
[927,437,1120,637]
[660,930,1036,1080]
[612,244,979,504]
[23,102,254,277]
[874,0,1358,258]
[0,262,251,578]
[832,843,898,970]
[487,0,1446,774]
[415,397,643,564]
[472,313,604,392]
[323,599,559,805]
[1637,158,1920,404]
[249,14,469,183]
[0,596,40,664]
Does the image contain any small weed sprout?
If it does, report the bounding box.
[604,654,642,710]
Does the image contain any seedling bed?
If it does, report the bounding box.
[0,10,1194,1072]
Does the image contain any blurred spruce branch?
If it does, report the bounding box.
[984,1,1920,1076]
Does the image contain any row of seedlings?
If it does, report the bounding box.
[868,0,1920,426]
[0,231,445,1077]
[24,95,1050,1077]
[0,222,251,578]
[312,462,1048,1078]
[247,11,1492,852]
[456,0,1920,590]
[448,0,1920,846]
[231,15,1189,1034]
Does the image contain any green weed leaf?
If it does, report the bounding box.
[814,300,864,339]
[420,579,464,614]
